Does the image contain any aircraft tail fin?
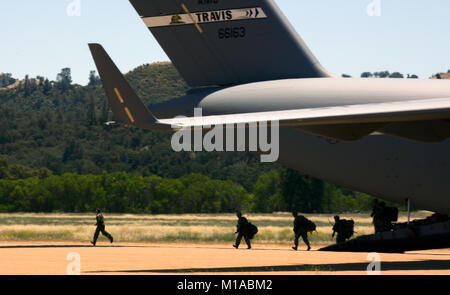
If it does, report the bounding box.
[129,0,332,87]
[88,43,158,129]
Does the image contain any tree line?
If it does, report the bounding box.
[0,169,383,214]
[0,156,396,214]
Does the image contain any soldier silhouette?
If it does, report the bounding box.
[91,208,113,246]
[292,212,311,251]
[332,216,346,244]
[371,200,396,233]
[371,199,383,233]
[379,201,396,232]
[233,211,251,249]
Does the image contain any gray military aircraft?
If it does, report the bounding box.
[89,0,450,215]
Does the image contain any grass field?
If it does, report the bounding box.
[0,211,431,245]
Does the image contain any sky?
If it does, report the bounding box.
[0,0,449,85]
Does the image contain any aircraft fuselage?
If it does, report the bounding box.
[150,77,450,214]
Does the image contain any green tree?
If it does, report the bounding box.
[374,71,390,78]
[0,73,16,88]
[23,75,31,97]
[389,72,404,78]
[42,78,52,95]
[253,169,285,212]
[100,98,109,123]
[88,71,101,87]
[56,68,72,92]
[280,169,324,213]
[87,94,97,125]
[361,72,373,78]
[63,140,84,163]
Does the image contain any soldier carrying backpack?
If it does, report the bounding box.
[381,204,398,232]
[247,221,258,240]
[374,202,398,232]
[233,211,256,249]
[292,212,314,251]
[332,215,354,244]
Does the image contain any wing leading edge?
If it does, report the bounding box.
[158,98,450,127]
[157,98,450,142]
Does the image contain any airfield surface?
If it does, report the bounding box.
[0,241,449,275]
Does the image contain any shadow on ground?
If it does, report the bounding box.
[87,259,450,274]
[0,244,299,250]
[0,245,135,249]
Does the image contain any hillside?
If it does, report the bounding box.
[431,72,450,79]
[125,62,190,105]
[0,64,276,193]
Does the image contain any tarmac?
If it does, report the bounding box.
[0,241,449,275]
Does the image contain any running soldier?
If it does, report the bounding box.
[91,208,113,246]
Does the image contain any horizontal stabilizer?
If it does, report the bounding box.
[88,43,159,129]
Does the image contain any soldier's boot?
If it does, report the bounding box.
[90,241,96,246]
[234,234,242,249]
[245,237,251,249]
[292,246,298,251]
[301,234,311,251]
[110,236,113,243]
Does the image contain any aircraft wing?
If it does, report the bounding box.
[157,97,450,128]
[88,43,450,142]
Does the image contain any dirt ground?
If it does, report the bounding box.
[0,241,449,275]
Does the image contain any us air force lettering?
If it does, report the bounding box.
[142,7,267,28]
[90,0,450,223]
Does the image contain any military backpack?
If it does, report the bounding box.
[339,219,355,240]
[385,207,399,222]
[305,219,316,232]
[247,222,258,239]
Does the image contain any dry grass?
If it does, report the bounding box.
[0,211,431,244]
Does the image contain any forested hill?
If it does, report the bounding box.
[124,62,189,105]
[0,64,275,193]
